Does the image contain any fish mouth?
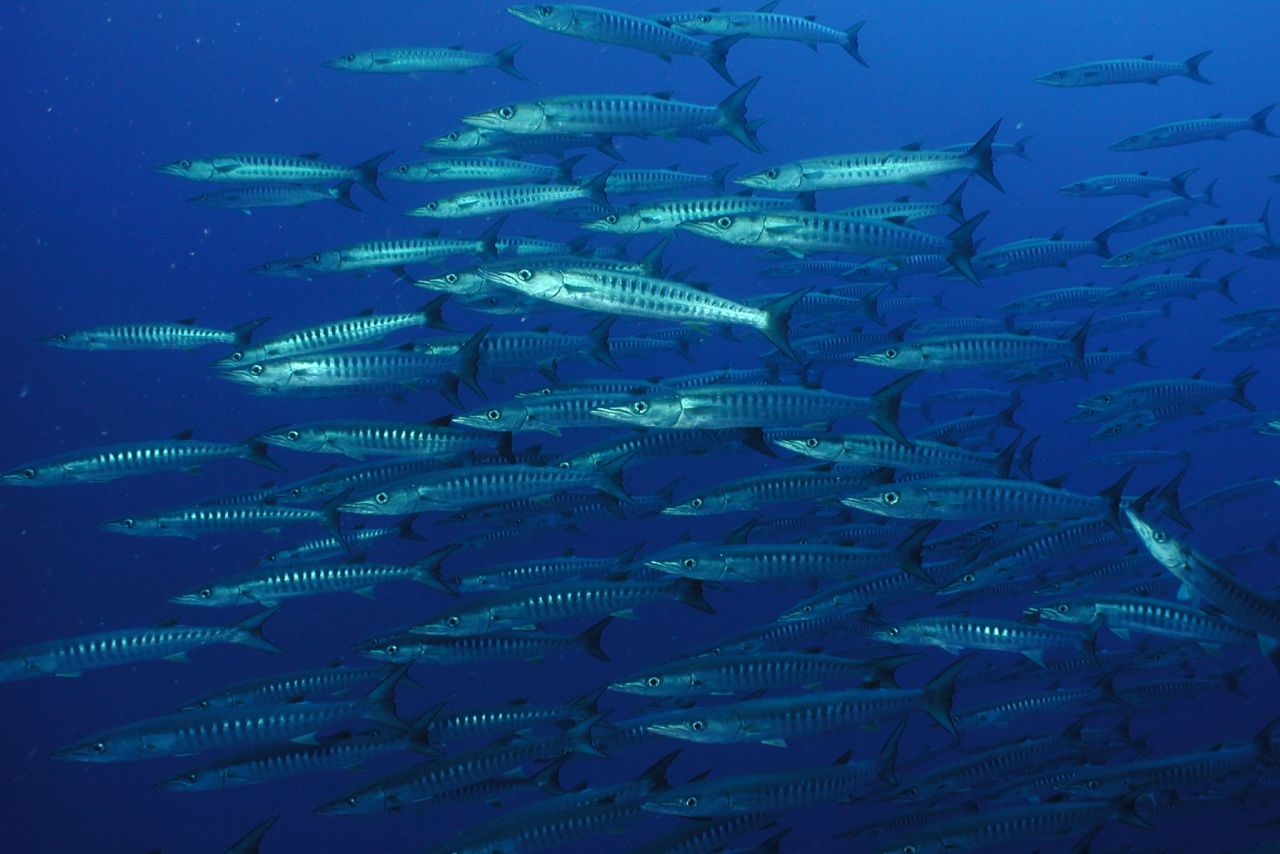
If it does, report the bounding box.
[643,559,688,575]
[461,112,500,129]
[677,220,721,237]
[580,219,616,233]
[658,506,701,516]
[506,6,543,24]
[152,163,184,176]
[644,723,701,741]
[449,414,500,430]
[321,58,347,69]
[733,175,768,189]
[339,501,383,514]
[640,799,692,816]
[839,496,880,513]
[589,405,639,423]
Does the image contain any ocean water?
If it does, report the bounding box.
[3,1,1280,851]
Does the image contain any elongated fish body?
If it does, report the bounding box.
[421,127,621,160]
[463,80,762,152]
[885,732,1082,802]
[871,616,1083,664]
[1037,594,1256,647]
[951,684,1105,731]
[428,794,649,854]
[655,9,867,65]
[1001,286,1110,315]
[937,517,1121,595]
[417,252,656,297]
[1077,369,1257,415]
[854,328,1087,374]
[775,433,1010,476]
[761,259,868,279]
[839,253,950,283]
[949,232,1108,279]
[1102,261,1237,305]
[188,182,359,212]
[0,611,280,681]
[1111,104,1276,149]
[358,620,611,664]
[257,516,421,566]
[1097,184,1218,238]
[272,232,497,276]
[254,420,493,460]
[1059,168,1197,198]
[154,151,392,200]
[384,156,569,184]
[406,173,609,218]
[552,429,738,471]
[221,350,466,391]
[1104,209,1270,267]
[449,544,644,592]
[842,476,1124,528]
[737,122,1001,192]
[645,540,917,584]
[2,436,279,486]
[644,761,879,819]
[1036,52,1212,87]
[508,5,741,84]
[210,305,445,369]
[882,799,1142,854]
[41,317,268,351]
[453,391,641,433]
[591,164,731,195]
[98,503,336,539]
[611,651,916,697]
[777,569,929,623]
[631,813,781,854]
[1215,325,1280,352]
[272,462,447,507]
[836,183,967,225]
[407,327,615,376]
[324,43,526,77]
[592,375,915,445]
[583,193,805,234]
[171,547,457,607]
[179,664,391,710]
[939,136,1034,161]
[661,466,887,515]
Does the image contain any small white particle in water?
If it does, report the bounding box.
[19,385,29,398]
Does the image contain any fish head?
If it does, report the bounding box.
[462,100,546,134]
[453,404,529,432]
[1101,249,1139,268]
[313,788,385,815]
[323,52,374,72]
[581,209,645,234]
[777,590,849,622]
[410,607,491,636]
[1108,133,1147,152]
[53,731,145,762]
[1124,510,1192,574]
[609,668,695,697]
[253,423,318,451]
[38,330,96,349]
[207,346,256,370]
[382,162,424,182]
[1034,600,1096,625]
[772,435,845,462]
[168,584,238,607]
[156,768,226,791]
[852,342,921,370]
[153,158,214,180]
[482,266,564,300]
[249,257,312,278]
[735,164,802,192]
[867,622,925,646]
[418,270,486,295]
[1089,413,1156,442]
[422,127,487,152]
[644,546,724,579]
[642,787,732,818]
[874,838,946,854]
[679,214,767,246]
[341,486,419,516]
[590,393,683,428]
[1,462,63,487]
[840,486,922,518]
[665,13,729,35]
[296,249,345,274]
[355,635,419,663]
[1033,68,1076,86]
[1076,389,1123,411]
[660,493,728,516]
[1057,180,1090,197]
[645,713,736,744]
[507,5,575,31]
[934,564,997,595]
[97,515,163,536]
[406,199,454,218]
[220,361,278,387]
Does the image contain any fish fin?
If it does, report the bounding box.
[231,607,284,654]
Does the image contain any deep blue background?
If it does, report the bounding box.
[3,1,1280,851]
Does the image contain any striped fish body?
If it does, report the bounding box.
[839,253,949,282]
[962,235,1105,278]
[843,477,1112,526]
[41,320,257,350]
[342,463,617,515]
[408,181,598,218]
[385,157,566,184]
[613,651,910,697]
[609,384,884,429]
[776,433,1006,474]
[309,236,488,274]
[455,391,651,434]
[256,421,489,460]
[1060,171,1193,198]
[663,467,883,515]
[257,519,419,565]
[467,93,720,137]
[358,627,594,664]
[1098,190,1213,237]
[99,504,331,538]
[508,5,731,68]
[1002,286,1110,314]
[1105,220,1268,267]
[4,439,271,486]
[180,665,389,710]
[421,127,618,159]
[212,308,440,369]
[951,684,1104,730]
[857,332,1081,372]
[739,149,978,192]
[225,350,459,389]
[647,543,902,583]
[552,429,735,470]
[156,153,373,184]
[645,763,876,819]
[596,166,726,195]
[452,550,638,592]
[1047,595,1255,647]
[325,46,518,74]
[686,211,956,257]
[1111,105,1275,149]
[584,194,803,234]
[876,616,1081,661]
[172,559,447,607]
[187,183,354,210]
[659,10,859,52]
[1037,55,1210,87]
[778,569,927,622]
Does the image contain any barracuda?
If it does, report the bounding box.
[187,182,360,212]
[871,615,1088,665]
[406,166,612,218]
[358,619,613,664]
[1,432,281,486]
[170,545,459,607]
[854,322,1091,376]
[586,163,733,195]
[655,6,868,65]
[448,542,645,592]
[1100,259,1238,306]
[210,302,447,370]
[1060,168,1198,198]
[645,657,970,744]
[411,320,619,381]
[551,429,739,471]
[1111,103,1276,149]
[591,372,917,445]
[610,651,920,697]
[256,515,422,566]
[384,155,575,184]
[1096,180,1219,239]
[484,265,808,361]
[661,465,890,515]
[1077,367,1258,415]
[463,80,763,152]
[415,246,663,297]
[429,691,602,747]
[736,121,1002,192]
[1036,52,1212,87]
[98,500,343,539]
[260,220,503,277]
[253,419,496,460]
[508,5,744,84]
[774,432,1018,476]
[325,42,526,76]
[40,317,268,351]
[915,402,1022,446]
[1036,594,1257,648]
[940,229,1109,279]
[777,568,931,623]
[681,209,988,285]
[1104,202,1271,267]
[1001,285,1110,315]
[54,666,408,762]
[178,662,393,710]
[0,610,281,681]
[154,151,392,199]
[421,126,622,160]
[836,180,968,225]
[583,192,810,234]
[937,516,1123,595]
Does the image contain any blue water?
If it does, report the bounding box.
[4,1,1280,851]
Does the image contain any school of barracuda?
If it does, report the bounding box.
[7,3,1280,852]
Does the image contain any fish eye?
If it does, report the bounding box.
[903,847,917,854]
[250,364,264,375]
[633,401,648,413]
[715,216,732,228]
[498,106,515,120]
[805,438,819,448]
[558,461,571,468]
[446,616,461,627]
[699,15,712,22]
[683,796,699,807]
[690,498,703,508]
[345,797,358,807]
[229,352,244,362]
[802,605,812,614]
[445,273,458,284]
[179,160,191,169]
[765,168,778,179]
[682,558,696,569]
[885,348,898,359]
[1152,531,1167,544]
[397,164,409,173]
[962,573,975,583]
[375,492,389,504]
[21,468,36,479]
[689,721,704,732]
[646,676,661,687]
[517,269,533,282]
[882,491,899,505]
[285,430,300,441]
[56,334,68,342]
[1057,604,1069,613]
[310,254,322,263]
[386,644,398,654]
[538,5,553,15]
[1100,395,1111,404]
[1086,780,1100,790]
[886,627,899,636]
[486,409,501,420]
[289,487,303,497]
[186,773,198,783]
[426,202,438,211]
[199,588,212,599]
[447,132,459,141]
[605,214,618,224]
[92,742,106,753]
[122,519,135,529]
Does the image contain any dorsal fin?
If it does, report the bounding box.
[172,429,195,440]
[176,318,196,325]
[299,152,321,159]
[899,141,924,151]
[650,91,675,101]
[1050,228,1066,240]
[356,307,375,317]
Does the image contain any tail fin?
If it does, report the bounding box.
[1015,434,1039,478]
[363,664,410,730]
[966,120,1004,193]
[993,431,1021,478]
[868,653,925,689]
[1154,465,1190,529]
[396,514,425,541]
[594,451,633,502]
[758,287,811,363]
[1012,135,1034,160]
[494,40,528,80]
[413,544,462,596]
[1182,50,1213,84]
[675,578,715,614]
[454,324,491,398]
[921,655,974,736]
[1092,231,1111,259]
[1259,198,1273,241]
[709,162,735,193]
[867,371,919,445]
[331,180,361,212]
[704,34,745,86]
[860,286,888,327]
[353,151,394,201]
[945,211,989,286]
[614,540,646,565]
[1216,268,1241,303]
[638,234,673,276]
[1169,167,1198,199]
[586,316,620,370]
[716,77,763,153]
[225,815,280,854]
[1228,366,1259,411]
[843,21,869,67]
[231,607,284,654]
[477,215,506,260]
[230,317,271,345]
[576,617,613,662]
[418,295,452,331]
[240,440,286,473]
[1133,338,1156,367]
[1251,103,1277,137]
[1098,467,1136,535]
[896,520,940,582]
[581,165,614,208]
[1199,177,1220,209]
[875,718,907,786]
[1064,315,1092,378]
[532,755,571,794]
[942,178,968,223]
[556,154,586,184]
[594,136,623,161]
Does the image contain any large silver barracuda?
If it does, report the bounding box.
[507,4,744,84]
[405,166,612,218]
[659,464,892,515]
[385,154,580,185]
[869,615,1088,666]
[452,390,645,434]
[1035,51,1212,86]
[609,651,920,697]
[357,619,614,664]
[1110,103,1276,149]
[1035,594,1257,649]
[252,420,498,461]
[41,317,268,351]
[938,229,1110,279]
[735,121,1002,192]
[462,80,764,152]
[177,662,394,710]
[421,126,623,159]
[0,610,281,681]
[1059,168,1197,198]
[154,151,392,200]
[1,432,281,486]
[253,220,504,278]
[582,191,812,234]
[773,431,1019,477]
[1103,202,1271,267]
[187,182,360,212]
[654,5,868,66]
[323,42,527,78]
[1094,179,1218,239]
[853,321,1090,376]
[97,500,343,539]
